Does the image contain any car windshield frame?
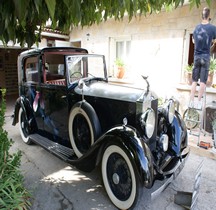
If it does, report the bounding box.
[65,54,107,84]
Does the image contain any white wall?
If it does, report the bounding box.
[69,2,216,101]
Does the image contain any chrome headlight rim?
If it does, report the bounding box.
[140,108,156,139]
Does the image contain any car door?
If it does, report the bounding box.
[39,52,69,144]
[23,54,44,132]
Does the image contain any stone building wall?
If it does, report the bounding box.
[0,49,24,96]
[69,2,216,107]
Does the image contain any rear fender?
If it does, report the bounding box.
[12,96,34,127]
[97,126,154,188]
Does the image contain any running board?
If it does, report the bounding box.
[29,134,76,161]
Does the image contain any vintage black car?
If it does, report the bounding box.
[12,47,189,209]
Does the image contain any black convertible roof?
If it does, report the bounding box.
[18,47,88,59]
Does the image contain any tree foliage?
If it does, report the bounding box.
[0,0,212,48]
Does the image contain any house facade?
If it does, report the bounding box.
[0,29,70,96]
[0,1,215,114]
[69,1,216,114]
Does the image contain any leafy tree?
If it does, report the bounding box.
[0,0,212,48]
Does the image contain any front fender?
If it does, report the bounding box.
[71,126,154,188]
[169,111,188,154]
[98,126,154,188]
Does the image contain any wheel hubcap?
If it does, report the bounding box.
[112,173,120,185]
[21,121,24,129]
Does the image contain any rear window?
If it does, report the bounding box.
[24,56,39,83]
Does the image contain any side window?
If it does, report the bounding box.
[183,34,216,84]
[67,56,82,83]
[187,34,194,66]
[116,40,131,62]
[188,34,216,65]
[211,42,216,58]
[84,56,105,78]
[24,56,39,83]
[109,37,131,77]
[44,54,66,85]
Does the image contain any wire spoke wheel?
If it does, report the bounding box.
[73,114,91,153]
[183,108,199,130]
[102,144,141,209]
[69,102,101,158]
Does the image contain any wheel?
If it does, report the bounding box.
[101,144,141,209]
[68,102,101,158]
[183,108,199,130]
[18,108,32,144]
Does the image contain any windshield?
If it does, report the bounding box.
[66,54,107,84]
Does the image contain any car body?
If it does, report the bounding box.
[12,47,189,209]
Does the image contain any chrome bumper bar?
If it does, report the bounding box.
[151,146,190,200]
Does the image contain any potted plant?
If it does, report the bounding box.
[209,57,216,74]
[184,57,216,86]
[207,57,216,87]
[115,58,125,79]
[184,63,193,85]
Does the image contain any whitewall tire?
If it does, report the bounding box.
[101,144,140,209]
[68,102,101,158]
[18,108,32,144]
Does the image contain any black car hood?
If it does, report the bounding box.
[75,81,151,102]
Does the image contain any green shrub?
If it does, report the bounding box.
[0,89,31,210]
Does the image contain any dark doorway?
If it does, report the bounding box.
[0,48,26,96]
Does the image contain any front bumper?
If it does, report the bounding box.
[151,146,190,200]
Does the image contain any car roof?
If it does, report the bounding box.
[18,47,88,59]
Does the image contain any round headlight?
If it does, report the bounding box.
[167,99,175,124]
[140,108,155,139]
